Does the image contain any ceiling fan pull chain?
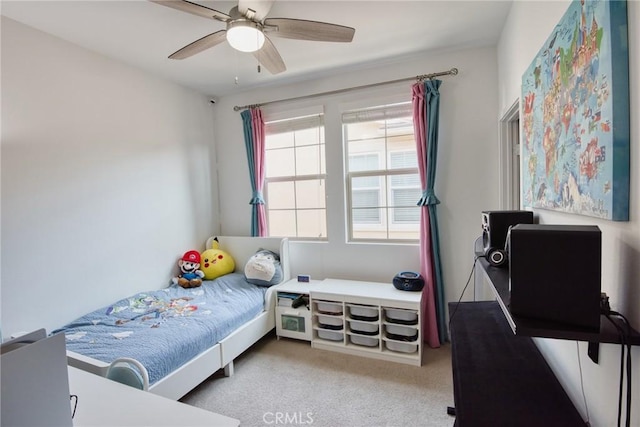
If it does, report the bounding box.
[255,41,261,74]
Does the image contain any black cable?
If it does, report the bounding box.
[605,314,632,427]
[609,310,630,323]
[448,255,481,326]
[625,342,631,427]
[605,315,626,427]
[576,341,591,426]
[610,311,633,427]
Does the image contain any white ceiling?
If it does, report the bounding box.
[1,0,513,96]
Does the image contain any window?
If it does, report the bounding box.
[350,154,381,223]
[343,103,420,242]
[389,151,421,224]
[264,113,327,240]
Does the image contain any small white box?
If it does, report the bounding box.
[348,319,379,334]
[385,339,418,353]
[350,334,379,347]
[384,323,417,337]
[384,308,418,324]
[317,329,343,341]
[347,304,378,319]
[315,301,343,314]
[317,314,343,327]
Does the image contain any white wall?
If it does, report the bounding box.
[213,47,499,309]
[497,2,639,426]
[1,17,219,335]
[0,16,499,343]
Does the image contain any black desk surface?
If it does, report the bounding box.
[477,257,640,345]
[449,301,586,427]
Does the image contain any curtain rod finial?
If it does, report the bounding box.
[450,68,458,75]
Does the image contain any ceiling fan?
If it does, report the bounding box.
[150,0,356,74]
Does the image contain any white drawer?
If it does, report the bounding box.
[276,307,312,341]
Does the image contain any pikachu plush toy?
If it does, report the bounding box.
[200,238,235,280]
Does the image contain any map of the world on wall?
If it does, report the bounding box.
[521,0,629,221]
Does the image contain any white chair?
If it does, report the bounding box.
[106,357,149,391]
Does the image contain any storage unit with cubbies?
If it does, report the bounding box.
[274,278,422,365]
[307,279,422,366]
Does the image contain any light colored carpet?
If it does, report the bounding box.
[181,332,456,427]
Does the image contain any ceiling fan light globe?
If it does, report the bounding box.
[227,21,265,53]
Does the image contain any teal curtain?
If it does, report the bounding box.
[423,79,446,343]
[241,109,267,237]
[414,79,447,345]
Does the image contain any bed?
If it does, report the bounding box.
[57,236,290,400]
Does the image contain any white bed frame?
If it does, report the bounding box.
[66,236,290,400]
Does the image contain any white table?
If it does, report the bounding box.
[68,367,239,426]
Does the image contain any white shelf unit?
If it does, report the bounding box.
[311,279,422,366]
[274,281,317,341]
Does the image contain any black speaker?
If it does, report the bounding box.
[486,248,508,267]
[482,210,534,267]
[508,224,602,331]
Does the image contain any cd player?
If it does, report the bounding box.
[392,272,425,292]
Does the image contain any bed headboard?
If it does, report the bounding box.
[205,236,291,283]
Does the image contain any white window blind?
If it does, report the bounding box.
[265,114,324,135]
[342,103,413,124]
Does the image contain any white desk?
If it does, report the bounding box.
[68,367,239,427]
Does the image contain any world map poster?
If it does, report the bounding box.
[521,0,629,221]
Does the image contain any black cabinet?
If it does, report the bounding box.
[449,301,586,427]
[448,255,639,426]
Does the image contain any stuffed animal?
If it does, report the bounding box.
[200,238,235,280]
[244,249,283,287]
[172,250,205,288]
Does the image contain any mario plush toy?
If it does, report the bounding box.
[172,250,205,288]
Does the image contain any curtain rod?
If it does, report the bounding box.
[233,67,458,112]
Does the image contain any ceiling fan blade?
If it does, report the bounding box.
[252,36,286,74]
[169,30,227,59]
[264,18,355,42]
[149,0,230,21]
[238,0,274,22]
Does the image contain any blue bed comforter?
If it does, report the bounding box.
[53,273,268,385]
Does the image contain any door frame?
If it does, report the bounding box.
[498,100,520,210]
